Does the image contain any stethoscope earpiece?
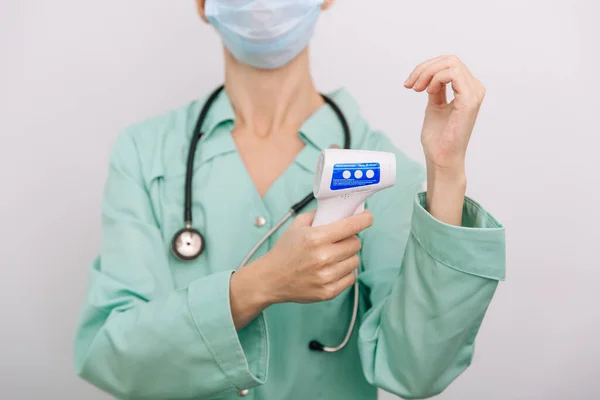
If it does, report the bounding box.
[171,226,205,261]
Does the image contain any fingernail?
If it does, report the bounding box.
[404,78,410,85]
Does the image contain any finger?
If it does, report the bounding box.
[329,254,360,281]
[430,67,470,99]
[405,54,467,88]
[328,236,362,263]
[404,55,446,88]
[315,210,374,243]
[327,269,357,298]
[427,78,447,106]
[426,68,458,106]
[293,210,317,227]
[413,56,462,92]
[408,55,470,90]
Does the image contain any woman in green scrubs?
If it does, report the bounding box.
[74,1,505,399]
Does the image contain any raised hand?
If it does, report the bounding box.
[404,55,486,225]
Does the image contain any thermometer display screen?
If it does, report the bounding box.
[330,163,380,191]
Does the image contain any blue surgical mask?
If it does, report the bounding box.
[205,0,324,70]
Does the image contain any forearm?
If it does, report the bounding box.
[426,162,467,226]
[75,269,268,399]
[229,258,276,330]
[357,189,505,398]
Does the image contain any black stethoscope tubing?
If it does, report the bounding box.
[186,85,351,223]
[172,84,353,352]
[177,84,350,255]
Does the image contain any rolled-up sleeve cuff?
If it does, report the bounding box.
[411,192,506,281]
[188,270,269,390]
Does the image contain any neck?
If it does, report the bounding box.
[224,48,324,138]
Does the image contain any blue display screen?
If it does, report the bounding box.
[330,163,380,191]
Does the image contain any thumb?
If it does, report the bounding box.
[427,81,447,107]
[292,210,316,227]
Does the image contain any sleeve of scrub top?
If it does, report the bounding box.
[357,132,506,399]
[73,131,268,400]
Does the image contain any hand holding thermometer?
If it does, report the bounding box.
[312,149,397,227]
[307,149,396,352]
[235,148,396,353]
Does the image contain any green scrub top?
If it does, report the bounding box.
[73,88,506,400]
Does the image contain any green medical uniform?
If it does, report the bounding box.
[74,88,505,400]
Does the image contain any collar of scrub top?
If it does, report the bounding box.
[187,87,361,170]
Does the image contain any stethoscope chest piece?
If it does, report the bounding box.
[171,226,204,261]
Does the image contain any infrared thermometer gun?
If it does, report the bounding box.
[312,149,396,227]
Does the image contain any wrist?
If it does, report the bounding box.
[425,164,466,226]
[236,256,282,307]
[426,170,467,202]
[230,261,275,310]
[426,161,467,186]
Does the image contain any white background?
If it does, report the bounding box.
[1,0,599,399]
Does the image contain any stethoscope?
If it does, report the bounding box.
[171,85,357,353]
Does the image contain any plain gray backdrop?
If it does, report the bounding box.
[1,0,599,399]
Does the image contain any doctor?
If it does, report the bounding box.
[74,0,505,399]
